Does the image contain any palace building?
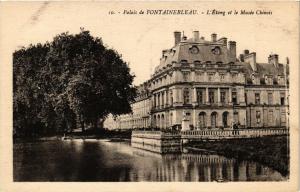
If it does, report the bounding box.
[106,31,289,131]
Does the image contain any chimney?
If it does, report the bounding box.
[229,41,236,60]
[174,31,181,46]
[239,54,245,62]
[211,33,217,42]
[193,31,199,41]
[268,54,279,68]
[244,52,257,71]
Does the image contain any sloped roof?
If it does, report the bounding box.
[155,38,235,72]
[241,62,287,76]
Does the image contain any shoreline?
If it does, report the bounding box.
[186,135,289,177]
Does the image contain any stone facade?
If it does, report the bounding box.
[106,31,289,130]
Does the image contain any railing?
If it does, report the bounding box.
[132,130,181,139]
[181,128,288,139]
[132,128,288,140]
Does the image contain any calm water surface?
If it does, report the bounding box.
[13,139,286,181]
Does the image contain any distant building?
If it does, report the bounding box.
[105,31,289,130]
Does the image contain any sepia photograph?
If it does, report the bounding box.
[0,1,299,192]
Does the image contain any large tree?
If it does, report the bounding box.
[13,29,136,136]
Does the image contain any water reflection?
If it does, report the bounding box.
[130,148,284,182]
[13,140,286,181]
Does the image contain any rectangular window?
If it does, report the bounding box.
[232,73,238,80]
[256,111,261,124]
[183,89,190,104]
[255,93,260,104]
[161,92,164,107]
[220,91,226,103]
[209,91,215,103]
[195,72,203,81]
[208,73,214,81]
[232,91,237,104]
[280,93,285,105]
[220,73,225,80]
[197,89,203,104]
[186,112,191,121]
[281,112,286,125]
[268,110,273,125]
[182,72,189,82]
[268,93,273,105]
[170,90,173,106]
[234,112,239,123]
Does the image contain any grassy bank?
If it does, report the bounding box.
[14,128,132,142]
[67,128,132,139]
[187,135,289,176]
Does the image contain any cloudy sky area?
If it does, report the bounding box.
[2,1,298,85]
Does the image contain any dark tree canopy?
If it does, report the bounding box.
[13,29,136,137]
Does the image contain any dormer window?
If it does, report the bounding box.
[190,46,199,54]
[277,75,284,85]
[172,49,176,56]
[181,60,188,66]
[251,74,257,84]
[265,75,273,85]
[264,76,269,84]
[212,46,221,55]
[194,60,201,66]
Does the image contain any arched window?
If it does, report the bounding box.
[211,112,218,128]
[198,112,206,129]
[157,115,160,128]
[222,111,229,128]
[170,113,173,127]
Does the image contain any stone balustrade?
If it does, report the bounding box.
[131,128,288,153]
[181,128,288,140]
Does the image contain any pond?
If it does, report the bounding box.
[13,139,287,181]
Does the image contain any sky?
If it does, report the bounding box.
[1,1,298,85]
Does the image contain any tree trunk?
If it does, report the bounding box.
[81,121,85,132]
[79,115,85,132]
[93,119,98,129]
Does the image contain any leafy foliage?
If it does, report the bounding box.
[13,30,136,137]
